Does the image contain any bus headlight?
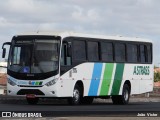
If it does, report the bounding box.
[8,78,16,86]
[45,79,58,87]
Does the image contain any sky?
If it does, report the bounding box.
[0,0,160,66]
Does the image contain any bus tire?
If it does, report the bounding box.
[68,85,82,105]
[112,84,130,105]
[26,97,39,105]
[81,97,94,104]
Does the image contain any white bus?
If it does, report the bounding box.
[2,32,153,105]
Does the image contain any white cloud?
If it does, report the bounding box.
[7,0,35,13]
[0,17,8,27]
[72,6,84,21]
[0,0,160,65]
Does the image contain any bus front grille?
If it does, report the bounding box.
[17,89,45,95]
[18,85,43,87]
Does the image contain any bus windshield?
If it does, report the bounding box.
[8,38,60,74]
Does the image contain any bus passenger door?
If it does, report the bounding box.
[60,41,73,96]
[60,41,72,73]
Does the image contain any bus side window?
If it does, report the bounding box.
[115,43,126,62]
[127,44,138,63]
[61,42,72,66]
[101,42,113,62]
[140,45,147,63]
[146,44,152,63]
[73,40,86,61]
[87,41,99,61]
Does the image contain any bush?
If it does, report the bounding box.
[154,72,160,82]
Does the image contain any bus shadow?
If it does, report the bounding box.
[0,98,148,106]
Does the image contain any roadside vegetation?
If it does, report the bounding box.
[154,66,160,82]
[154,72,160,82]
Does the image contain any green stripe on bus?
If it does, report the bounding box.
[100,63,114,96]
[111,63,125,95]
[35,82,39,85]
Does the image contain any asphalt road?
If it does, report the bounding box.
[0,99,160,117]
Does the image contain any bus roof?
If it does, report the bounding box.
[16,31,152,43]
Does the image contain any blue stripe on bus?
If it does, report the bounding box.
[31,81,35,85]
[88,63,103,96]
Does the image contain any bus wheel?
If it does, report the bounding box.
[68,85,82,105]
[81,97,94,104]
[112,84,130,105]
[26,97,39,105]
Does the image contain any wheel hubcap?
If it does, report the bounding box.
[73,89,79,102]
[124,90,129,101]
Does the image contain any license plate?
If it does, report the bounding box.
[26,94,36,98]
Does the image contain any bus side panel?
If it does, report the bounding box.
[59,63,153,97]
[139,64,153,94]
[119,64,139,95]
[58,73,73,97]
[119,64,153,95]
[98,63,115,96]
[60,63,124,97]
[75,63,94,96]
[59,63,94,97]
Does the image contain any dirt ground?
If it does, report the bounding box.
[0,73,7,85]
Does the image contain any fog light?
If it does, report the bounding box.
[51,91,55,94]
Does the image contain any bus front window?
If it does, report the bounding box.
[8,39,60,74]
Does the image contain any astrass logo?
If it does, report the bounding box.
[133,66,150,75]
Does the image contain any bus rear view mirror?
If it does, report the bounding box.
[2,48,6,58]
[2,42,11,58]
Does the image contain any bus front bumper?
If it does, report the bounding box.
[7,83,60,97]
